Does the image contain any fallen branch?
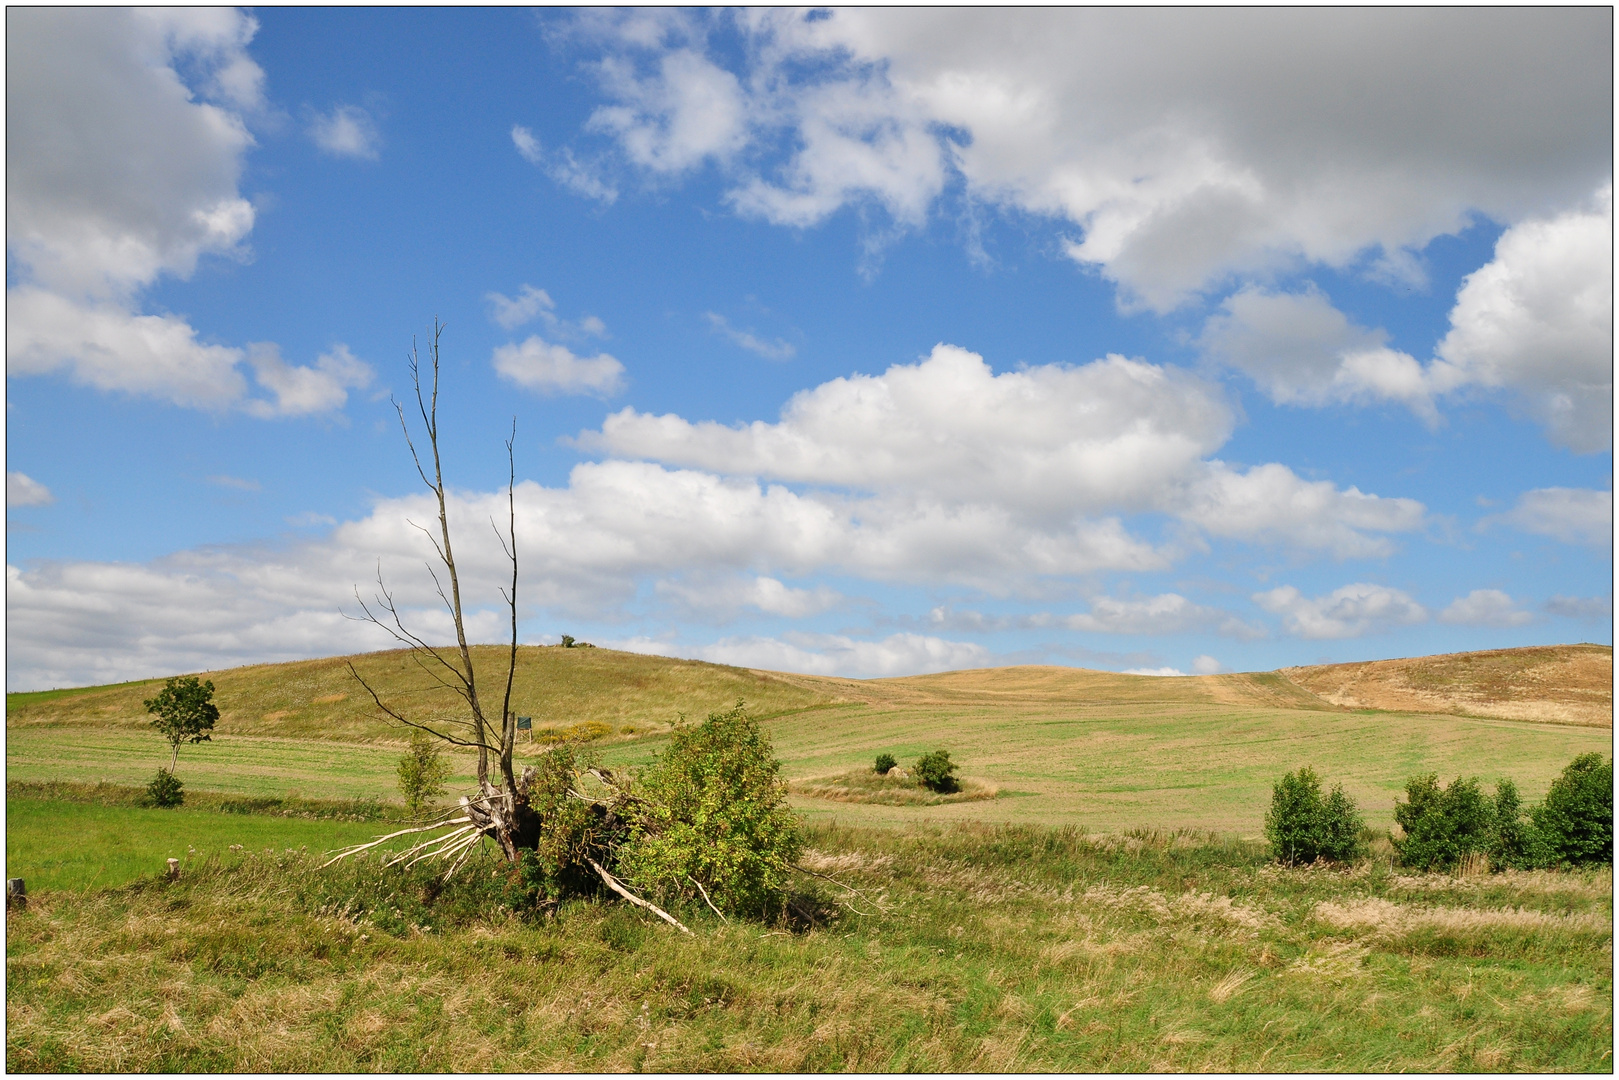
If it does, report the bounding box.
[793,863,882,903]
[689,876,727,923]
[587,857,692,935]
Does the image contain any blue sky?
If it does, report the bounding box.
[6,8,1612,691]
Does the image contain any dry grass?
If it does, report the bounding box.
[1280,644,1612,727]
[6,821,1610,1072]
[789,769,999,806]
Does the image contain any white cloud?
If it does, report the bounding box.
[7,473,55,508]
[7,288,250,410]
[654,574,842,619]
[1191,654,1223,675]
[1181,462,1425,559]
[584,344,1233,517]
[690,631,989,678]
[308,104,381,160]
[586,47,750,174]
[245,344,374,418]
[1058,593,1261,638]
[1438,589,1533,628]
[567,9,1609,310]
[1123,666,1189,677]
[1495,487,1612,548]
[1433,190,1613,452]
[1254,582,1428,639]
[1545,595,1613,620]
[5,9,361,420]
[511,125,618,203]
[486,284,607,339]
[704,312,795,360]
[581,344,1423,560]
[492,336,626,398]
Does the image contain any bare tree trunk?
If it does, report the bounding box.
[347,321,536,862]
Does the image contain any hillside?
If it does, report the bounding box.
[4,645,844,744]
[9,642,1610,744]
[1279,643,1612,727]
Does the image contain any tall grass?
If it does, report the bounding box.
[7,820,1609,1071]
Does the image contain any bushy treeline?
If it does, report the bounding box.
[1267,753,1613,872]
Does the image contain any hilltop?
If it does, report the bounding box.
[8,642,1610,744]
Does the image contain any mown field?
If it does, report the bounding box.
[8,644,1612,836]
[6,644,1612,1071]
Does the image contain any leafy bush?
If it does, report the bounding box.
[914,750,959,793]
[1263,766,1365,865]
[1531,753,1613,867]
[512,744,620,908]
[537,720,612,744]
[617,703,803,918]
[1392,774,1497,871]
[397,730,451,817]
[1486,778,1551,870]
[144,768,185,808]
[874,753,897,775]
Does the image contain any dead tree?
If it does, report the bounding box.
[345,321,539,863]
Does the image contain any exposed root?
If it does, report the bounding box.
[320,817,474,868]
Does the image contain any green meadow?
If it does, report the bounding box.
[5,645,1612,1071]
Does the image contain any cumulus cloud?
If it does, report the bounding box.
[1433,190,1614,451]
[1437,589,1533,628]
[1494,487,1612,548]
[580,344,1423,559]
[1191,654,1224,675]
[308,104,381,160]
[7,473,54,508]
[245,344,374,418]
[492,336,626,397]
[5,9,364,418]
[562,8,1609,310]
[1123,666,1189,677]
[704,312,795,360]
[1254,582,1427,639]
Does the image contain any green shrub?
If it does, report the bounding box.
[617,703,803,918]
[1531,753,1613,867]
[874,753,897,775]
[143,768,184,808]
[914,750,959,793]
[1263,766,1365,865]
[1487,778,1551,870]
[512,744,618,907]
[396,730,451,817]
[1392,773,1496,871]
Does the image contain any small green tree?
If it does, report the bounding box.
[874,753,897,775]
[1488,778,1549,870]
[397,729,452,817]
[1265,766,1365,865]
[618,703,803,918]
[914,750,959,793]
[144,676,219,772]
[1392,774,1495,871]
[1531,753,1613,867]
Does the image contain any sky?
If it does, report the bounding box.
[4,7,1613,692]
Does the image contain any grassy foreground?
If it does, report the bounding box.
[6,819,1610,1072]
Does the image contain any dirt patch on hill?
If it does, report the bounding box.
[1279,644,1612,727]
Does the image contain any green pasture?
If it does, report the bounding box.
[9,697,1609,840]
[5,798,413,893]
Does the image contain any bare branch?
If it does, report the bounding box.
[587,857,692,935]
[690,876,728,923]
[320,817,473,868]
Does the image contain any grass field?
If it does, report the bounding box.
[8,645,1611,837]
[6,821,1611,1071]
[5,797,410,894]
